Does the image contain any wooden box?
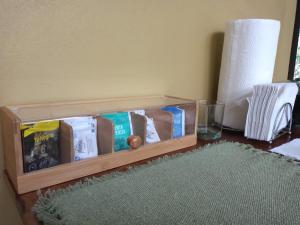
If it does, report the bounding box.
[0,95,197,194]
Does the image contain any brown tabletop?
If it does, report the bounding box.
[13,125,300,225]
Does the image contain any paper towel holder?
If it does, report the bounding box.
[269,102,293,144]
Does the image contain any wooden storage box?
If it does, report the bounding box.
[0,95,197,194]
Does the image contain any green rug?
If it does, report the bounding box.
[33,142,300,225]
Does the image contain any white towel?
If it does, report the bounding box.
[271,139,300,160]
[244,85,278,139]
[260,86,279,140]
[265,83,298,140]
[245,83,298,141]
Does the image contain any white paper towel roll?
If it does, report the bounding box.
[217,19,280,130]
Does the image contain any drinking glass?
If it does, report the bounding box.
[197,100,225,140]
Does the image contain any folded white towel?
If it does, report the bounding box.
[260,86,279,140]
[265,83,298,140]
[244,85,278,139]
[244,83,298,141]
[271,139,300,160]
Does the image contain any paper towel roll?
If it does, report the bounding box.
[217,19,280,130]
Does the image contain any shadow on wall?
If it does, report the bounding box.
[208,32,224,100]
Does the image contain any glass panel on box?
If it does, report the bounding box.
[16,96,196,172]
[21,120,62,173]
[101,111,136,152]
[21,116,102,173]
[62,116,99,161]
[99,109,161,152]
[10,96,194,123]
[160,103,197,137]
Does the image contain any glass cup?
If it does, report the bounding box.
[197,100,225,140]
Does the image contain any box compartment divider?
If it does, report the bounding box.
[145,109,173,141]
[96,116,114,155]
[130,112,147,145]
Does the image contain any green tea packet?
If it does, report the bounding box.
[101,112,133,151]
